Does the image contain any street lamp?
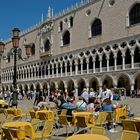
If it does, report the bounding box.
[0,28,31,107]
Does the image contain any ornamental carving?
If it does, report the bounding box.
[40,21,54,34]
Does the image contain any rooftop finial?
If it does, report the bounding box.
[48,6,51,19]
[41,13,44,23]
[52,8,54,18]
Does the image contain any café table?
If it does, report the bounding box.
[36,110,54,120]
[2,121,35,140]
[133,117,140,121]
[66,134,110,140]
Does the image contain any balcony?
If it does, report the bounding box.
[40,50,52,60]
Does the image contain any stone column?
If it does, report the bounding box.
[80,59,83,75]
[131,83,134,91]
[106,56,109,72]
[40,66,43,79]
[122,54,125,70]
[60,63,63,77]
[52,64,54,78]
[99,57,102,72]
[56,63,58,77]
[75,60,78,75]
[93,57,95,73]
[44,65,46,78]
[86,58,89,74]
[48,64,50,78]
[70,61,72,76]
[65,85,68,93]
[86,83,89,92]
[114,55,117,71]
[47,86,50,97]
[65,62,67,77]
[131,50,134,69]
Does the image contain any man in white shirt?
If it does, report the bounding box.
[81,88,89,103]
[98,85,113,102]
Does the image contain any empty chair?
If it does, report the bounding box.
[2,127,16,140]
[95,112,108,126]
[121,130,139,140]
[35,120,54,139]
[122,119,137,131]
[90,126,105,135]
[29,110,36,120]
[74,116,95,134]
[58,115,72,136]
[31,118,41,132]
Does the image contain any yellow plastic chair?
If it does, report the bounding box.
[29,110,36,120]
[90,126,105,135]
[122,119,137,131]
[75,116,94,128]
[95,112,108,126]
[121,130,139,140]
[2,127,33,140]
[25,108,33,121]
[74,116,95,134]
[60,109,67,115]
[31,118,41,132]
[35,120,54,139]
[58,115,72,136]
[0,113,6,124]
[1,127,16,140]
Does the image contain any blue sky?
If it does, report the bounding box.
[0,0,82,40]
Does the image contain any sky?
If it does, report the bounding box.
[0,0,82,40]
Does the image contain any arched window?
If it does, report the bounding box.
[60,21,63,31]
[44,40,50,52]
[31,43,35,55]
[70,17,73,27]
[63,30,70,45]
[91,18,102,37]
[129,3,140,25]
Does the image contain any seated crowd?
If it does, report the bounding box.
[34,85,117,116]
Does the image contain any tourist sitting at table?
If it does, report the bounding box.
[61,98,76,110]
[57,95,66,109]
[66,91,76,104]
[100,98,114,112]
[37,97,45,110]
[81,88,89,103]
[87,97,96,113]
[46,97,57,109]
[61,98,76,122]
[76,96,87,111]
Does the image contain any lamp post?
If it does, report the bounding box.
[0,28,31,107]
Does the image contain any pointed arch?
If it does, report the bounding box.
[67,79,75,94]
[117,73,131,95]
[63,30,70,45]
[77,78,86,95]
[91,18,102,36]
[129,3,140,25]
[101,74,114,89]
[89,77,99,91]
[44,39,51,52]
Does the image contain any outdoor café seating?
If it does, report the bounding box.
[2,121,35,139]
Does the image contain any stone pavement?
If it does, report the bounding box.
[17,97,140,140]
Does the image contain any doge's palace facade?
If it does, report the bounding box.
[1,0,140,96]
